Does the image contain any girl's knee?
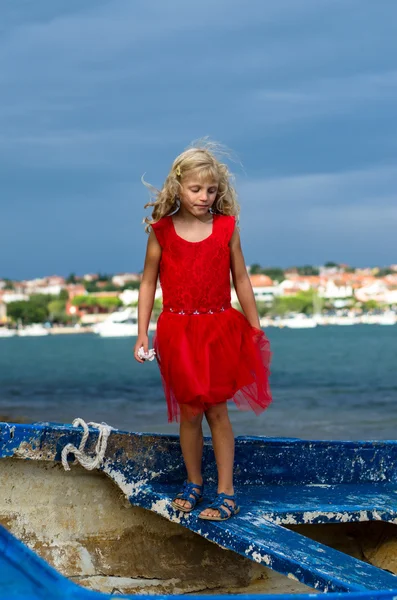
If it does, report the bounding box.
[182,412,203,429]
[205,403,229,425]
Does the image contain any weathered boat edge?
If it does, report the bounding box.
[2,421,397,599]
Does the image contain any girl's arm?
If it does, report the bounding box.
[230,228,261,329]
[134,231,161,362]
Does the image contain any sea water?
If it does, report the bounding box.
[0,325,396,440]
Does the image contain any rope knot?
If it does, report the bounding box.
[61,418,113,471]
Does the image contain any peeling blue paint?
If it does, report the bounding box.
[2,422,397,598]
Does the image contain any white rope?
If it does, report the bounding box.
[61,418,114,471]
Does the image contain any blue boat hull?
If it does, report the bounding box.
[1,421,397,598]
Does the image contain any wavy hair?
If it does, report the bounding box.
[142,139,240,233]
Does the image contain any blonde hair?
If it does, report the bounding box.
[142,140,240,233]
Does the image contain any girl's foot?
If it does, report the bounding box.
[198,492,239,521]
[171,480,204,512]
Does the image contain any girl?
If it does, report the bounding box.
[134,142,272,521]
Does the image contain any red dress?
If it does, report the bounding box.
[152,214,272,422]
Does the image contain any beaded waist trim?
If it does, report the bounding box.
[163,304,231,316]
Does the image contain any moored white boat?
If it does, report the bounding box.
[282,314,317,328]
[92,308,138,337]
[378,311,397,325]
[364,311,397,326]
[332,316,360,326]
[17,324,49,337]
[0,328,17,338]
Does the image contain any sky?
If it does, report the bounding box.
[1,0,396,279]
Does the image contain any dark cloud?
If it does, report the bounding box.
[0,0,396,277]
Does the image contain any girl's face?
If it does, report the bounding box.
[179,174,218,217]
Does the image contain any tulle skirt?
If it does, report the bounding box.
[153,307,272,422]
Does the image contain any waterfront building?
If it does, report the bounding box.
[112,273,141,287]
[318,280,353,300]
[249,274,278,303]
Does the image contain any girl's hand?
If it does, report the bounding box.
[133,334,149,363]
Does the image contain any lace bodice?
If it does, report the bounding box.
[152,214,236,313]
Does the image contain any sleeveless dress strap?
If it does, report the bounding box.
[151,217,170,248]
[218,215,237,244]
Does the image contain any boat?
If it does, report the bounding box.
[359,312,396,326]
[375,311,396,326]
[282,314,317,328]
[1,421,397,599]
[17,323,50,336]
[0,328,17,338]
[326,315,360,326]
[92,308,138,337]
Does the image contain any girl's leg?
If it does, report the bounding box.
[199,402,235,518]
[173,412,204,509]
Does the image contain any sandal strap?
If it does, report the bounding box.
[209,492,236,505]
[188,481,204,492]
[217,492,236,502]
[208,493,238,519]
[175,481,203,503]
[217,504,229,519]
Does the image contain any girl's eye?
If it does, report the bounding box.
[189,187,217,193]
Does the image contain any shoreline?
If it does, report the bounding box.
[0,309,396,337]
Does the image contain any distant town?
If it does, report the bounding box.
[1,261,397,332]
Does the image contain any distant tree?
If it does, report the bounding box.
[3,279,14,290]
[297,265,319,276]
[58,289,69,301]
[29,294,55,310]
[270,290,316,316]
[255,301,270,317]
[97,272,113,282]
[270,297,302,316]
[324,262,339,268]
[375,268,393,278]
[6,301,25,323]
[249,264,262,275]
[71,295,96,307]
[71,295,121,312]
[248,265,285,280]
[48,299,67,323]
[96,297,122,310]
[66,273,77,284]
[104,283,120,292]
[261,268,285,281]
[347,296,359,306]
[7,293,66,325]
[312,293,324,314]
[84,280,120,292]
[122,281,141,290]
[84,281,98,293]
[7,301,47,325]
[362,300,380,311]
